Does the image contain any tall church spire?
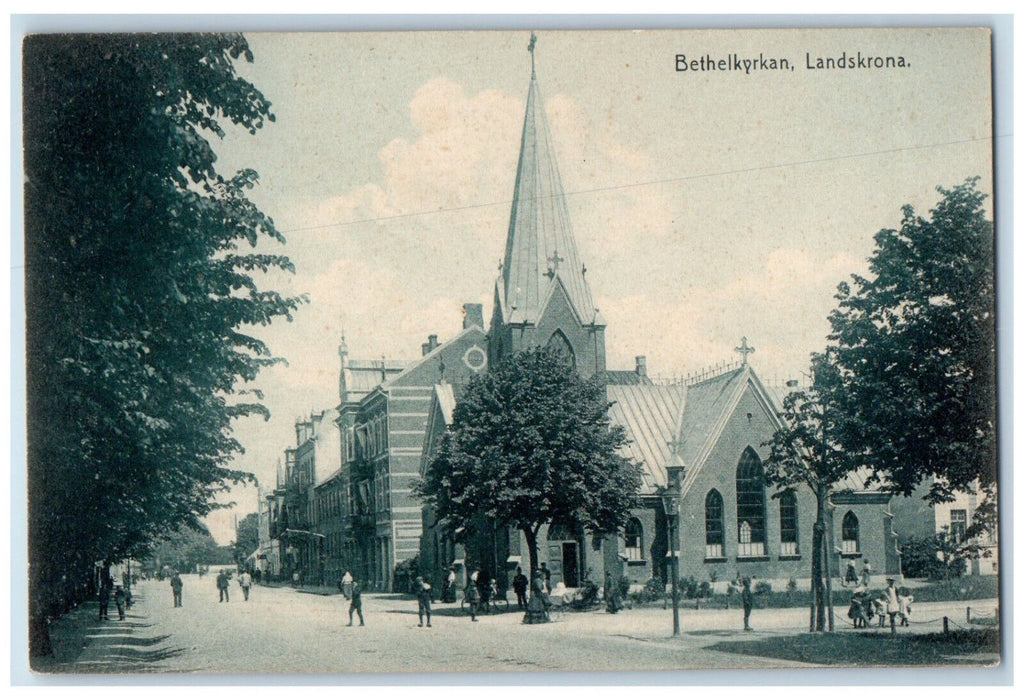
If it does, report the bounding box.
[497,33,599,327]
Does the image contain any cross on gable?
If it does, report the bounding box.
[546,249,565,279]
[735,337,756,365]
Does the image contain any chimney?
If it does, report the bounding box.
[421,342,431,356]
[635,355,647,378]
[463,303,484,330]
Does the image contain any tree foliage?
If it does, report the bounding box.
[23,33,301,651]
[147,525,233,574]
[233,512,261,565]
[764,356,857,632]
[414,348,643,572]
[825,179,995,504]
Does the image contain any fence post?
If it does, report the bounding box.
[942,616,949,634]
[966,606,971,623]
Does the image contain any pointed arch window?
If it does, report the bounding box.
[779,490,799,556]
[736,447,766,557]
[545,330,576,368]
[705,489,725,559]
[624,518,644,562]
[841,511,860,554]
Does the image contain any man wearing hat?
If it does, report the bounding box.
[415,575,433,627]
[883,577,900,633]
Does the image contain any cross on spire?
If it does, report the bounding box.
[546,249,565,279]
[735,337,756,365]
[528,32,537,78]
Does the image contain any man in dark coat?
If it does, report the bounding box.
[415,576,433,627]
[347,579,364,626]
[217,570,230,602]
[512,567,529,610]
[97,579,111,620]
[742,578,754,631]
[170,572,183,607]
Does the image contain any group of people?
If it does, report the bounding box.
[847,576,914,630]
[161,568,254,608]
[96,575,130,622]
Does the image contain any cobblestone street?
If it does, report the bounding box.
[29,576,999,677]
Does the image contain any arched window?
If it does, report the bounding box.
[736,447,766,557]
[705,490,724,558]
[841,511,860,554]
[779,490,799,556]
[624,518,643,562]
[545,330,577,368]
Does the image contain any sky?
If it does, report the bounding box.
[202,27,994,543]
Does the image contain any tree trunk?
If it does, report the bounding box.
[523,526,540,575]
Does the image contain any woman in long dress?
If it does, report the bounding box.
[523,570,550,624]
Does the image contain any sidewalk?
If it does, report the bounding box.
[30,586,165,675]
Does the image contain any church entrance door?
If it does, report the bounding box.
[561,542,579,587]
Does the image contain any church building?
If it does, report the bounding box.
[416,38,901,594]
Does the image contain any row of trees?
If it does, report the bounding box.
[25,34,300,656]
[765,179,996,630]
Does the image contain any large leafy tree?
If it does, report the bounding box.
[764,356,857,633]
[233,512,261,566]
[825,178,996,504]
[24,34,301,655]
[415,348,643,573]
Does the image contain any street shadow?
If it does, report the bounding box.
[116,634,171,647]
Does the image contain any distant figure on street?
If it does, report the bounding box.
[415,576,432,627]
[883,577,899,632]
[239,571,252,601]
[861,559,872,587]
[113,586,126,620]
[443,566,457,603]
[539,563,551,593]
[847,591,870,628]
[98,579,111,621]
[845,560,858,586]
[464,572,481,622]
[605,573,624,614]
[897,588,914,626]
[512,567,529,610]
[477,569,492,613]
[741,578,754,631]
[217,570,230,602]
[341,570,354,599]
[253,568,262,585]
[170,572,183,607]
[347,579,364,626]
[524,570,550,624]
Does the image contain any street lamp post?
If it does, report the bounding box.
[661,466,684,637]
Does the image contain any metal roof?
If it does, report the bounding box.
[496,72,598,327]
[606,383,687,493]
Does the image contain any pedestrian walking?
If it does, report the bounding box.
[239,570,252,601]
[539,563,551,593]
[845,560,858,586]
[464,572,481,622]
[512,566,529,610]
[170,571,183,607]
[98,579,111,620]
[415,576,433,627]
[341,570,354,599]
[113,586,126,620]
[741,577,754,631]
[217,570,230,602]
[347,579,364,626]
[861,559,872,587]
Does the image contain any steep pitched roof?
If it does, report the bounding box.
[496,69,598,326]
[607,383,687,493]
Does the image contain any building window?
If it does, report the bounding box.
[705,489,724,558]
[624,518,643,562]
[841,511,859,554]
[736,447,766,557]
[950,509,968,543]
[780,490,799,556]
[545,330,577,368]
